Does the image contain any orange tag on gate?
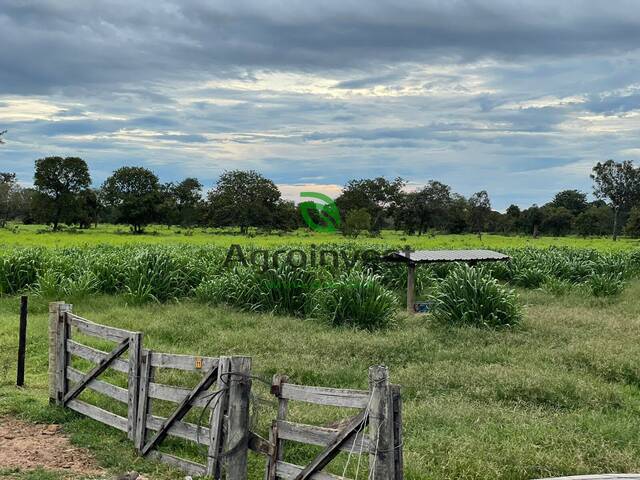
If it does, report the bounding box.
[195,357,203,369]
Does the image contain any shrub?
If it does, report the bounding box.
[196,264,319,316]
[430,265,522,327]
[313,271,398,330]
[586,272,625,297]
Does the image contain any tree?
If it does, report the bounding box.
[520,204,544,237]
[575,206,613,237]
[101,166,162,233]
[0,173,17,228]
[336,177,405,232]
[207,170,281,233]
[625,207,640,238]
[395,181,453,234]
[33,157,91,230]
[541,206,573,236]
[549,189,588,216]
[468,190,491,238]
[591,160,640,240]
[173,178,203,226]
[342,208,371,238]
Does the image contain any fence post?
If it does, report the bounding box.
[225,356,252,480]
[207,356,231,478]
[135,350,152,451]
[391,385,403,480]
[369,365,395,480]
[48,301,64,403]
[55,303,72,405]
[16,295,28,387]
[127,332,143,441]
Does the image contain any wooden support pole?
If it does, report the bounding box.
[16,295,28,387]
[48,301,64,403]
[55,303,72,405]
[369,365,395,480]
[207,356,230,478]
[135,350,153,452]
[127,332,143,441]
[225,356,252,480]
[406,263,416,314]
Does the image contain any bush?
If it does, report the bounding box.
[313,271,398,330]
[586,272,625,297]
[196,264,319,316]
[430,265,522,327]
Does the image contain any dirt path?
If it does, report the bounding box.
[0,417,103,477]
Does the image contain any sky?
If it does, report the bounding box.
[1,0,640,211]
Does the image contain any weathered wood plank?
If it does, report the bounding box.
[68,313,133,342]
[276,461,346,480]
[148,381,216,409]
[63,339,129,405]
[67,399,128,432]
[280,383,369,409]
[67,367,128,403]
[149,351,219,371]
[145,414,211,446]
[148,451,207,477]
[67,340,129,373]
[277,420,370,453]
[128,332,142,441]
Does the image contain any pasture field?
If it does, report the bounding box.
[1,223,640,250]
[2,286,640,479]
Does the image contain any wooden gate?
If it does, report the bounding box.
[51,303,142,441]
[48,302,403,480]
[134,351,251,478]
[266,366,403,480]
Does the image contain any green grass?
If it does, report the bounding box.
[3,286,640,479]
[2,223,640,250]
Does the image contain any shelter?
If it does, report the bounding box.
[382,249,510,313]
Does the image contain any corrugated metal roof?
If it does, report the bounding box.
[383,249,509,263]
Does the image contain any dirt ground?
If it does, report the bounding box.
[0,417,103,477]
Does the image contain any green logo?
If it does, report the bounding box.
[299,192,341,232]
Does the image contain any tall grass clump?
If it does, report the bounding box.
[313,270,398,330]
[430,265,522,328]
[196,264,319,316]
[586,272,625,297]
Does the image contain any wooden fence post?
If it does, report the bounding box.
[225,356,252,480]
[135,349,152,451]
[16,295,28,387]
[391,385,403,480]
[127,332,143,441]
[207,356,231,478]
[48,301,64,403]
[369,365,395,480]
[55,303,72,405]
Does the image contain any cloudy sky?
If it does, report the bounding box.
[1,0,640,210]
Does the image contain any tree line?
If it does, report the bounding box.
[2,156,640,239]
